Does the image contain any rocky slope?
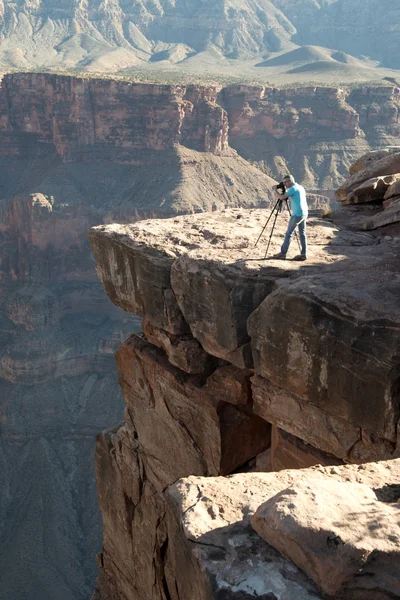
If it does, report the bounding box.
[90,150,400,599]
[0,0,398,74]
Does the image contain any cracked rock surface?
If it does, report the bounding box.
[91,151,400,599]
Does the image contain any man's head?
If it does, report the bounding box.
[283,175,294,189]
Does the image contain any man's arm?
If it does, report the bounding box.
[273,189,289,201]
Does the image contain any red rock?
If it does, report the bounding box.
[252,476,400,598]
[248,263,400,448]
[270,426,343,471]
[116,334,270,489]
[347,174,400,204]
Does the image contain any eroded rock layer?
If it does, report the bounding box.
[0,73,400,194]
[0,73,283,600]
[91,150,400,599]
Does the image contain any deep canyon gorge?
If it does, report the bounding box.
[0,72,400,599]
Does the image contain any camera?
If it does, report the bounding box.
[274,182,286,194]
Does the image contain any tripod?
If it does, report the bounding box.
[255,196,301,258]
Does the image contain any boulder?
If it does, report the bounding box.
[252,478,400,598]
[248,253,400,447]
[349,149,400,176]
[168,460,400,600]
[336,151,400,202]
[167,473,327,600]
[346,174,399,204]
[360,203,400,230]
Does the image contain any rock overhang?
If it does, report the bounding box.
[89,207,400,458]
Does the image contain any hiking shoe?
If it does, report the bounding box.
[271,252,287,260]
[293,255,307,261]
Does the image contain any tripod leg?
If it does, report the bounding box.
[264,208,280,258]
[255,198,281,247]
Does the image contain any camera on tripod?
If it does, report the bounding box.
[274,182,286,195]
[255,180,301,258]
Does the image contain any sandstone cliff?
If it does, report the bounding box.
[223,84,400,190]
[0,72,279,600]
[90,150,400,599]
[2,73,400,600]
[1,72,399,194]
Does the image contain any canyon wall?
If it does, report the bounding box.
[0,73,399,193]
[1,73,400,600]
[89,150,400,598]
[0,189,141,600]
[0,73,277,600]
[222,84,400,190]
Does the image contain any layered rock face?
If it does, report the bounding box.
[223,85,400,189]
[0,189,141,600]
[0,73,281,600]
[90,150,400,599]
[0,73,399,193]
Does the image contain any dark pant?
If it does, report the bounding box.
[281,216,307,256]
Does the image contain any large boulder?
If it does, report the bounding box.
[336,151,400,202]
[167,472,327,600]
[345,174,400,204]
[360,203,400,230]
[168,460,400,600]
[248,250,400,451]
[252,477,400,598]
[349,149,400,176]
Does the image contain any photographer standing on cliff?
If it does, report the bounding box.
[272,175,308,261]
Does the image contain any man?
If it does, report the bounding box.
[272,174,308,261]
